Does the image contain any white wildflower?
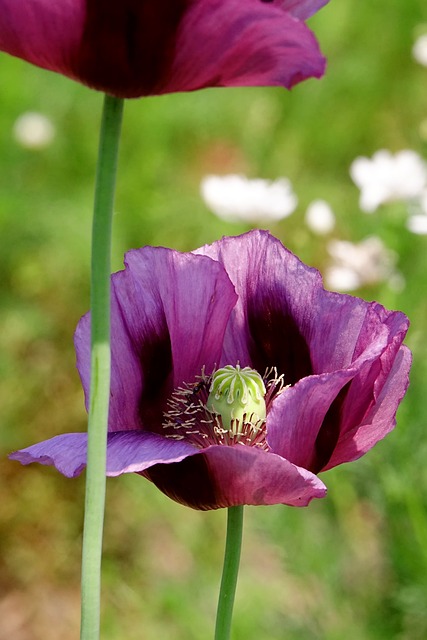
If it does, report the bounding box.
[305,199,336,234]
[406,189,427,236]
[200,174,297,224]
[325,265,362,291]
[406,190,427,234]
[406,215,427,234]
[413,33,427,67]
[350,150,427,213]
[325,236,400,291]
[13,112,55,149]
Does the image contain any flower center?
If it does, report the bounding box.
[162,365,285,451]
[206,364,266,436]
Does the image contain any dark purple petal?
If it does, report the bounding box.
[266,370,356,470]
[9,430,199,478]
[308,305,410,471]
[75,0,189,96]
[195,231,321,382]
[75,247,237,433]
[331,307,409,436]
[145,445,327,510]
[267,301,410,472]
[325,344,412,470]
[197,231,409,381]
[0,0,326,97]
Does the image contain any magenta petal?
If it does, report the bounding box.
[161,0,326,93]
[145,445,327,510]
[0,1,84,79]
[203,446,327,507]
[9,431,199,478]
[0,0,326,97]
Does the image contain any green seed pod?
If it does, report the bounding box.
[206,364,266,435]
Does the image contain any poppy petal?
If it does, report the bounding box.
[9,430,199,478]
[159,0,326,94]
[325,344,412,469]
[266,369,357,471]
[0,1,84,80]
[145,444,327,510]
[75,247,237,432]
[196,230,320,381]
[0,0,326,97]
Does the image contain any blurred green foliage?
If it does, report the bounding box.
[1,1,427,638]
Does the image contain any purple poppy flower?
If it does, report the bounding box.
[10,231,411,510]
[0,0,328,97]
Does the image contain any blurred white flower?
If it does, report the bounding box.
[413,33,427,67]
[305,199,336,234]
[13,111,55,149]
[406,190,427,234]
[406,214,427,234]
[350,149,427,213]
[325,236,402,291]
[325,265,361,292]
[200,174,297,224]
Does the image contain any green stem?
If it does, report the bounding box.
[215,506,244,640]
[80,94,124,640]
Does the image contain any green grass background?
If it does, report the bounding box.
[1,1,427,638]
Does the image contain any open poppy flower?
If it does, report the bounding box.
[10,232,411,510]
[0,0,328,97]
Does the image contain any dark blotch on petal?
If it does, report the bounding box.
[248,302,313,385]
[137,331,173,433]
[310,382,351,473]
[75,0,189,96]
[143,455,219,510]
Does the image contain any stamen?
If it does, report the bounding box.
[162,365,288,451]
